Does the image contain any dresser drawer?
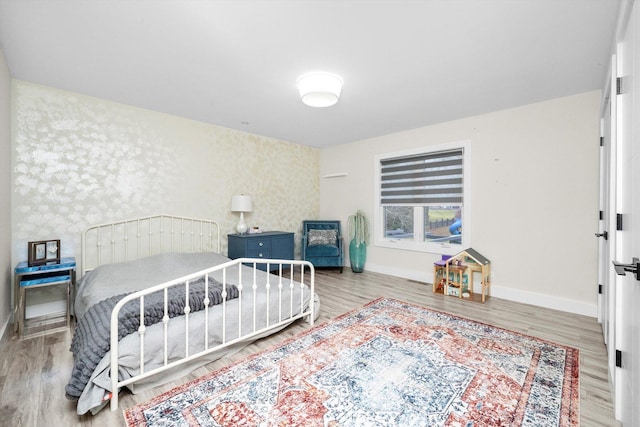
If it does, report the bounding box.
[247,238,272,251]
[246,248,271,259]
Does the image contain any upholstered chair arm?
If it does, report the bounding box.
[302,235,309,258]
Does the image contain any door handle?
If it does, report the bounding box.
[595,231,608,240]
[612,257,640,281]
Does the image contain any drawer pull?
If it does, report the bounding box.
[259,242,263,247]
[258,253,263,257]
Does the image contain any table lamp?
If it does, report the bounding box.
[231,195,253,234]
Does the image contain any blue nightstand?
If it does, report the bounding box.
[14,257,76,338]
[228,232,294,271]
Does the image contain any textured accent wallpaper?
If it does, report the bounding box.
[12,81,320,266]
[1,50,12,332]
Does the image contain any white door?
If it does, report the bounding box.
[621,3,640,423]
[611,3,639,423]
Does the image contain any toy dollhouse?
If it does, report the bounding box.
[433,248,491,302]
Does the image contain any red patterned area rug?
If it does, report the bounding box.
[124,297,579,426]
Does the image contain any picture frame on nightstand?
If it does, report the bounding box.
[28,239,60,266]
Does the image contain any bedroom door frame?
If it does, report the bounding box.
[597,90,612,355]
[602,51,623,419]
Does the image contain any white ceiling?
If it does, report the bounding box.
[0,1,620,148]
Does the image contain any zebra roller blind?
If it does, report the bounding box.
[380,148,464,205]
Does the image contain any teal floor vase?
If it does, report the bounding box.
[349,239,367,273]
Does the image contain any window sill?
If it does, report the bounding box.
[374,238,463,255]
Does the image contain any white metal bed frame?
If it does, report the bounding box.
[79,215,315,411]
[81,214,222,276]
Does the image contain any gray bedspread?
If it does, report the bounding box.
[65,277,239,399]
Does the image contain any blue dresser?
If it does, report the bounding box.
[228,231,294,271]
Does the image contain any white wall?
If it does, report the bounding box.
[0,49,12,339]
[11,81,320,275]
[320,91,600,316]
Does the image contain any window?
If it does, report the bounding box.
[374,141,470,254]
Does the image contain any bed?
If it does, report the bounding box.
[66,214,318,415]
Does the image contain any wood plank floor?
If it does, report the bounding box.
[0,269,618,426]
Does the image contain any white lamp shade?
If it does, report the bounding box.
[297,72,343,107]
[231,195,253,212]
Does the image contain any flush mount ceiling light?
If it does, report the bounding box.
[297,72,343,107]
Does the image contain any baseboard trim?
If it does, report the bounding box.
[0,315,11,345]
[489,285,596,317]
[365,263,597,318]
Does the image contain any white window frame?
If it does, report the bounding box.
[373,140,471,255]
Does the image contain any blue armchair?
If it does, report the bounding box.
[302,220,344,273]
